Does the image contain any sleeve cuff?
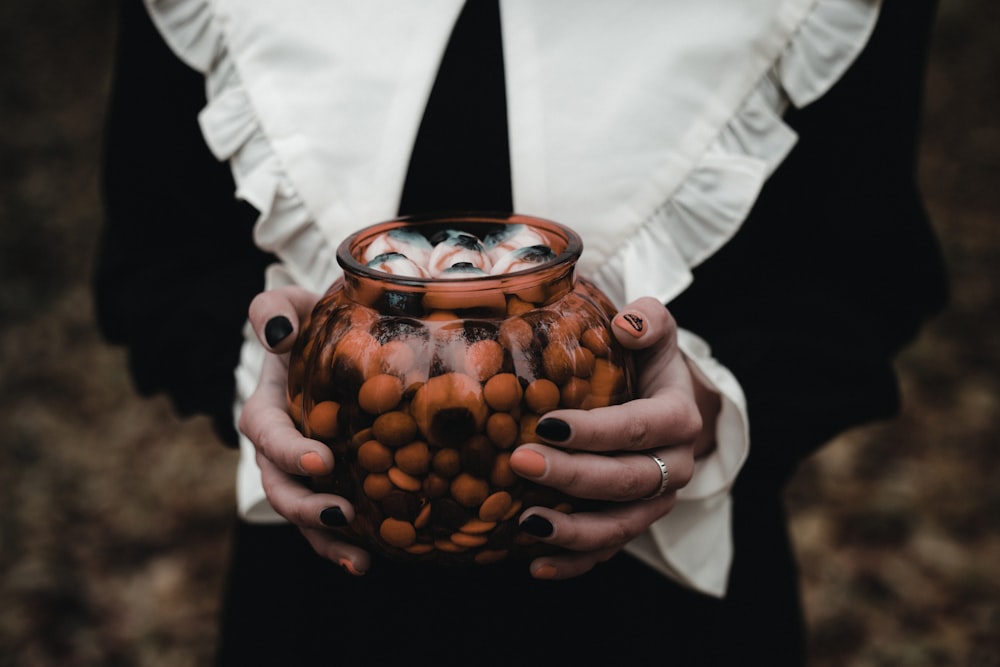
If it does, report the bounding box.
[624,328,749,598]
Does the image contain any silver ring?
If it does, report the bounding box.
[641,454,670,500]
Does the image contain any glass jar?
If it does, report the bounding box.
[287,212,633,565]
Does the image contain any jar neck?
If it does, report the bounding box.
[337,213,582,317]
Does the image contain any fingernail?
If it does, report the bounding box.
[338,558,366,576]
[532,563,558,580]
[510,448,547,478]
[535,417,570,442]
[520,514,554,538]
[300,451,329,476]
[320,506,348,527]
[264,315,293,348]
[613,312,645,338]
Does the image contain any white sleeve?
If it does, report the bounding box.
[234,316,754,595]
[624,328,749,598]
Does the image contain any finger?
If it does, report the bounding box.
[610,298,696,402]
[256,448,355,530]
[300,528,371,576]
[532,389,702,454]
[528,546,621,581]
[248,286,319,352]
[609,296,674,351]
[238,352,335,477]
[518,492,676,554]
[510,443,694,502]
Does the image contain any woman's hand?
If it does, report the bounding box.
[239,286,372,576]
[508,296,722,580]
[240,289,721,581]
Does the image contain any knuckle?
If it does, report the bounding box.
[621,414,651,449]
[613,465,647,502]
[605,519,634,548]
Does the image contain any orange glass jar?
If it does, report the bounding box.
[287,212,633,565]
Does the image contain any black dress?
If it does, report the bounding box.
[95,1,947,665]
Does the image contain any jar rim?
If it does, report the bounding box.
[335,211,583,285]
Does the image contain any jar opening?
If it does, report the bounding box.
[335,212,584,316]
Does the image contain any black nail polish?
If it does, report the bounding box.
[520,514,554,538]
[535,418,570,442]
[264,315,293,348]
[320,506,348,527]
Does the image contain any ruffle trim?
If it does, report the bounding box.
[145,0,881,304]
[586,0,881,307]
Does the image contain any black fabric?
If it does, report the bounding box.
[669,0,948,489]
[217,522,738,667]
[398,0,513,216]
[95,0,274,447]
[95,0,948,665]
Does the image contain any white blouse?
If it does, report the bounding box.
[146,0,880,597]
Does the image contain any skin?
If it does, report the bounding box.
[241,288,721,579]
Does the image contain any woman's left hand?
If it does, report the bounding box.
[508,296,721,580]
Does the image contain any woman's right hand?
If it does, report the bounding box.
[239,286,372,576]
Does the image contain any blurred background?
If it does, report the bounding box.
[1,1,997,665]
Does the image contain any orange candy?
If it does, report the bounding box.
[306,400,340,439]
[379,518,417,548]
[394,440,431,476]
[479,491,514,522]
[372,410,418,447]
[432,447,462,478]
[409,373,488,447]
[387,466,422,492]
[524,378,560,414]
[485,412,518,449]
[464,339,504,382]
[490,452,518,487]
[363,473,393,500]
[358,374,404,414]
[498,316,534,349]
[450,473,490,508]
[378,339,416,375]
[357,440,394,472]
[519,413,540,445]
[580,326,611,357]
[560,377,592,409]
[483,373,522,412]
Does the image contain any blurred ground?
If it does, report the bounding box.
[1,1,997,666]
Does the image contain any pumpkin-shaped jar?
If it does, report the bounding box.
[287,212,633,565]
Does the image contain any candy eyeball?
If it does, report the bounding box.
[483,224,549,263]
[361,223,559,279]
[366,252,430,278]
[440,261,489,278]
[427,231,493,277]
[489,244,557,275]
[364,228,434,268]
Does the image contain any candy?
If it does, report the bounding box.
[366,252,430,278]
[364,228,434,268]
[439,262,488,278]
[362,225,559,280]
[483,223,549,263]
[489,244,557,275]
[427,231,493,277]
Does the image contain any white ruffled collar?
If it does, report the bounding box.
[148,0,879,305]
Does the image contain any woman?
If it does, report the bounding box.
[96,0,947,664]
